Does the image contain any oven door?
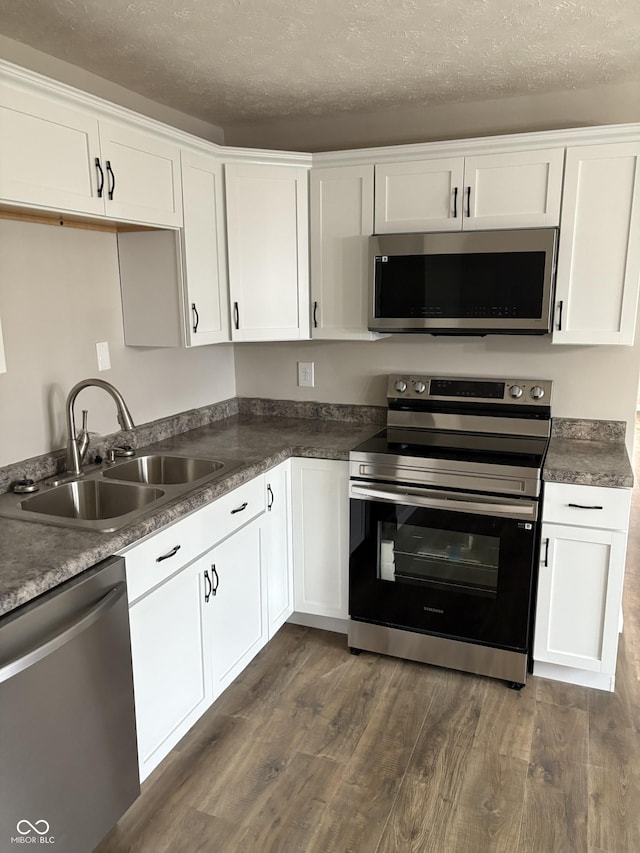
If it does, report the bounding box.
[349,481,539,651]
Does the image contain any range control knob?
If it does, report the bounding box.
[413,380,426,394]
[394,380,408,393]
[508,385,524,399]
[530,385,545,400]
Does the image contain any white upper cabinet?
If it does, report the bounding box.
[374,148,563,233]
[0,81,104,216]
[180,149,230,346]
[98,121,182,227]
[0,75,182,227]
[118,149,230,347]
[553,142,640,346]
[310,165,382,340]
[225,162,310,342]
[375,158,464,233]
[463,149,564,230]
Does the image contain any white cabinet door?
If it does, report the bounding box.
[206,517,267,698]
[98,121,182,227]
[291,458,349,620]
[375,158,464,233]
[181,149,230,346]
[129,555,210,781]
[553,142,640,346]
[374,149,563,234]
[264,461,294,638]
[311,165,381,340]
[534,522,627,673]
[225,162,310,341]
[118,151,231,347]
[0,82,104,216]
[463,148,564,230]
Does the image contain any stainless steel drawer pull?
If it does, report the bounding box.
[156,545,181,562]
[231,502,248,515]
[567,503,604,510]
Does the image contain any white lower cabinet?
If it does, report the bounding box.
[534,482,631,691]
[128,554,210,782]
[205,516,268,698]
[291,458,349,621]
[264,461,294,638]
[124,473,268,781]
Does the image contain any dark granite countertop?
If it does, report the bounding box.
[543,418,634,489]
[0,413,381,618]
[1,407,633,619]
[543,435,634,488]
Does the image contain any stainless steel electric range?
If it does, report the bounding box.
[348,374,552,687]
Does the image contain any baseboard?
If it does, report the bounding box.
[533,660,615,692]
[287,612,349,635]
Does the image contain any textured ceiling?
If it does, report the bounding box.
[0,0,638,126]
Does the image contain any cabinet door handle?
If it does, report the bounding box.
[465,186,471,218]
[453,186,458,218]
[267,484,274,511]
[106,160,115,200]
[95,158,104,199]
[567,503,604,510]
[233,302,240,330]
[231,502,248,515]
[156,544,181,563]
[204,569,212,603]
[541,537,550,567]
[557,300,564,331]
[313,301,318,329]
[192,302,199,333]
[212,565,219,596]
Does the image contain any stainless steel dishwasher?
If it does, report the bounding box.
[0,555,140,852]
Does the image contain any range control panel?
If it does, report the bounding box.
[387,374,553,405]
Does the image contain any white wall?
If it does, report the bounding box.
[234,334,640,449]
[0,34,225,144]
[225,80,640,152]
[0,220,235,467]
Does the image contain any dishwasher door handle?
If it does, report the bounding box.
[0,583,126,684]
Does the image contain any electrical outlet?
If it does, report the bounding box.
[96,341,111,371]
[297,361,315,388]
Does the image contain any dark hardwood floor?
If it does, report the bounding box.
[98,436,640,853]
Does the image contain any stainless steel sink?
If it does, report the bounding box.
[102,454,225,485]
[18,480,165,531]
[0,451,243,532]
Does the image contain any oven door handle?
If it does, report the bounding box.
[349,483,537,520]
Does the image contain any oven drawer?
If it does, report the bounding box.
[542,482,631,531]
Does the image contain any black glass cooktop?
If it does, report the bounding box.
[351,428,548,470]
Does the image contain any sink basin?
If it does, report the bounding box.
[0,451,243,533]
[20,480,164,522]
[103,454,225,485]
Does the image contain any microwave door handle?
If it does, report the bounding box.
[349,483,536,519]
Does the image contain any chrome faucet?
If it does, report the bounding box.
[64,379,135,477]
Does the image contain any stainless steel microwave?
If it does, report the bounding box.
[369,228,558,335]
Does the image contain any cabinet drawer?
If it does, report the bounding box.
[542,482,631,530]
[124,508,209,603]
[123,474,266,603]
[204,474,265,545]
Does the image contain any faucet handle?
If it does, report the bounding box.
[113,444,135,458]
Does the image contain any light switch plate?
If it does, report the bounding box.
[297,361,314,388]
[96,341,111,371]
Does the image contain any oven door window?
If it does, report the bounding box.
[382,522,499,598]
[349,498,538,651]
